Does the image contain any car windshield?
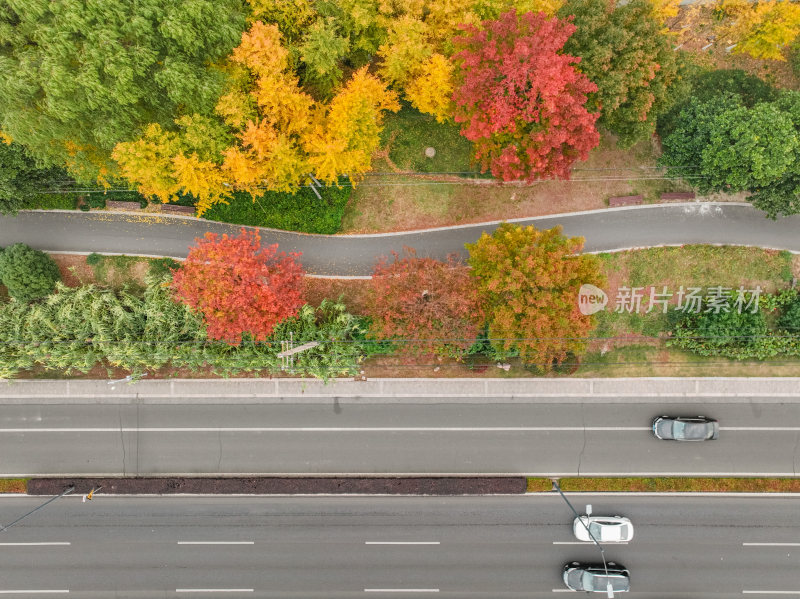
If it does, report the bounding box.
[676,421,708,439]
[583,573,628,592]
[589,522,622,541]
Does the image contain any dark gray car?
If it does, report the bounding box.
[653,416,719,441]
[563,562,630,593]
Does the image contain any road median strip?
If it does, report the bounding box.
[8,476,800,496]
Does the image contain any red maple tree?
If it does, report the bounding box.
[366,248,484,359]
[452,10,600,182]
[171,228,305,344]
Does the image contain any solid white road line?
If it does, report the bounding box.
[175,590,253,593]
[552,589,575,593]
[0,592,69,595]
[5,425,800,433]
[0,427,649,432]
[743,543,800,546]
[743,592,800,594]
[364,590,439,593]
[0,542,70,546]
[177,541,254,545]
[365,542,440,545]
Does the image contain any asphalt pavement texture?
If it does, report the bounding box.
[0,495,798,597]
[2,203,799,276]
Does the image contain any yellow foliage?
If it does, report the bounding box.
[232,21,290,77]
[112,124,182,204]
[171,153,230,216]
[0,131,12,144]
[304,67,400,185]
[404,53,455,123]
[254,74,314,135]
[715,0,800,61]
[216,90,257,130]
[649,0,680,22]
[511,0,564,16]
[246,0,317,42]
[378,15,434,85]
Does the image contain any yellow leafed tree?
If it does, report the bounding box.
[715,0,800,61]
[404,53,455,123]
[303,67,400,185]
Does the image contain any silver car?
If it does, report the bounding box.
[573,516,634,542]
[563,562,630,593]
[653,415,719,441]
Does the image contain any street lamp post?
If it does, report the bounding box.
[1,486,75,533]
[552,480,615,598]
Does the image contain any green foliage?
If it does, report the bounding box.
[202,185,350,234]
[0,142,68,214]
[86,253,103,267]
[700,103,799,192]
[0,270,370,380]
[657,68,777,139]
[779,299,800,332]
[300,17,350,98]
[558,0,680,148]
[659,94,744,192]
[0,0,246,182]
[0,244,61,303]
[790,38,800,78]
[668,294,800,359]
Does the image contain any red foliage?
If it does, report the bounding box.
[171,228,305,344]
[367,248,484,359]
[452,10,600,182]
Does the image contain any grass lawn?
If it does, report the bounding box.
[536,477,800,493]
[378,104,475,174]
[0,479,28,493]
[343,129,702,233]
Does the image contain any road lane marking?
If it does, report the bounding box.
[552,541,628,545]
[0,592,69,595]
[743,543,800,546]
[0,426,649,432]
[176,590,253,593]
[0,542,70,546]
[552,589,575,593]
[365,542,440,545]
[364,590,439,593]
[177,541,254,545]
[743,592,800,595]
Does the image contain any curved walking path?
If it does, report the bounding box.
[1,203,799,277]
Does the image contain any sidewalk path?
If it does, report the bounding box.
[1,203,798,277]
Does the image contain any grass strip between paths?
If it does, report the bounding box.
[527,477,800,493]
[0,479,28,493]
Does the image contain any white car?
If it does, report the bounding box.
[573,516,634,542]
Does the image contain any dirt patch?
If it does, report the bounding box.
[28,477,527,496]
[51,254,95,287]
[304,277,373,314]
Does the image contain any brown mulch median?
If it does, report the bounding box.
[27,477,527,496]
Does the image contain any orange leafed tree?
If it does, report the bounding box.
[171,228,305,344]
[466,222,604,370]
[366,248,485,359]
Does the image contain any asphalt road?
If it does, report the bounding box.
[2,203,799,276]
[2,400,798,476]
[0,495,798,597]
